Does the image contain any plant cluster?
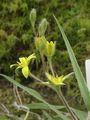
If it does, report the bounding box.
[0,8,90,120]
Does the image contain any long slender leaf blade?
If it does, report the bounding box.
[0,74,70,120]
[73,109,87,120]
[28,102,87,120]
[27,102,65,110]
[43,111,53,120]
[0,117,10,120]
[54,15,90,110]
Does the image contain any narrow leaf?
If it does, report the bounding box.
[54,15,90,110]
[43,111,53,120]
[73,109,87,120]
[28,102,65,110]
[0,74,70,120]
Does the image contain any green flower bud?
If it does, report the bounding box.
[30,8,36,28]
[38,18,48,36]
[35,36,46,53]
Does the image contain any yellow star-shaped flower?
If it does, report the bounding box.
[10,53,36,78]
[46,72,73,86]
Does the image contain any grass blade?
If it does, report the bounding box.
[54,15,90,110]
[27,102,65,110]
[0,74,70,120]
[73,109,87,120]
[43,111,53,120]
[28,102,87,120]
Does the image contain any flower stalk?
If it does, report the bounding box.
[40,51,46,71]
[48,60,79,120]
[48,59,55,76]
[30,72,42,83]
[55,86,78,120]
[24,110,29,120]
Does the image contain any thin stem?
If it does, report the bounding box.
[13,102,42,120]
[48,59,55,76]
[24,110,29,120]
[30,72,43,82]
[0,103,9,114]
[30,72,56,91]
[40,52,46,71]
[13,85,19,104]
[87,112,90,120]
[56,87,78,120]
[15,86,22,105]
[48,60,78,120]
[13,72,22,105]
[30,72,78,119]
[29,111,42,120]
[0,103,22,120]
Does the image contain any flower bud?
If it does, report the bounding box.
[30,8,36,28]
[45,41,56,59]
[38,18,48,36]
[35,36,46,52]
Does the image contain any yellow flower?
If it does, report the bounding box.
[10,53,36,78]
[46,72,73,86]
[45,41,56,59]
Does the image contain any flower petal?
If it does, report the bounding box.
[22,66,29,78]
[19,57,28,67]
[10,64,18,68]
[19,57,27,63]
[46,73,66,86]
[45,72,52,81]
[27,53,36,62]
[64,72,74,80]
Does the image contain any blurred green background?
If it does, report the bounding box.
[0,0,90,110]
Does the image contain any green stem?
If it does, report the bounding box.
[30,72,57,91]
[48,60,78,120]
[40,52,46,71]
[56,87,78,120]
[48,59,55,76]
[24,110,29,120]
[30,72,42,82]
[30,73,78,119]
[14,85,23,105]
[13,72,22,105]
